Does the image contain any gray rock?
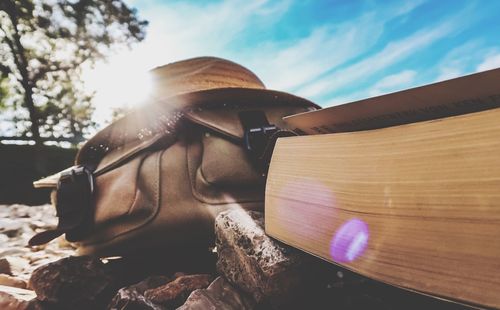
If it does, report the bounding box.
[215,210,304,307]
[0,219,23,238]
[107,275,171,310]
[177,276,255,310]
[29,256,115,309]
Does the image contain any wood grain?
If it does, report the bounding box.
[265,108,500,308]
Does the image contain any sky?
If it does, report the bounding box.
[83,0,500,127]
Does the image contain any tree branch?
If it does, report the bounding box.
[0,23,25,80]
[4,2,41,143]
[31,56,90,82]
[1,16,25,79]
[7,13,29,77]
[0,27,23,82]
[0,63,11,77]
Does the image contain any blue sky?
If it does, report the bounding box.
[86,0,500,124]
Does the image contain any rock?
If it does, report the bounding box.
[0,219,23,238]
[0,286,42,310]
[0,285,36,301]
[0,249,30,258]
[144,274,213,308]
[178,276,255,310]
[0,274,27,289]
[0,258,12,275]
[5,257,31,275]
[0,291,31,310]
[29,256,115,309]
[107,275,171,310]
[215,210,304,307]
[0,233,9,243]
[173,272,187,278]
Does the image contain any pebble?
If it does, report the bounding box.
[0,258,12,275]
[107,275,171,310]
[0,234,9,243]
[3,257,31,280]
[144,274,213,307]
[0,274,27,289]
[0,290,43,310]
[179,276,255,310]
[0,291,31,310]
[0,204,74,282]
[0,284,36,301]
[0,219,23,238]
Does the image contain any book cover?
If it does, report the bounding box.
[285,67,500,134]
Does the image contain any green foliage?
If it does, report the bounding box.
[0,0,148,144]
[0,77,8,109]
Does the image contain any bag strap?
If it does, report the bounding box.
[29,166,95,246]
[239,111,297,175]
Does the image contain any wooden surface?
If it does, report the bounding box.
[265,108,500,308]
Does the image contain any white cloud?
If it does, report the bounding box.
[434,40,483,82]
[294,2,482,105]
[476,53,500,72]
[247,0,426,91]
[435,67,463,82]
[433,41,500,83]
[368,70,416,96]
[295,21,455,100]
[247,15,385,90]
[323,94,364,107]
[321,70,417,106]
[116,0,291,69]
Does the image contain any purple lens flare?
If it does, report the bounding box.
[330,218,370,263]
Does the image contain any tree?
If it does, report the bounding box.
[0,0,147,144]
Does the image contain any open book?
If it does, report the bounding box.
[265,68,500,308]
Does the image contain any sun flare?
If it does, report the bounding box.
[82,57,153,126]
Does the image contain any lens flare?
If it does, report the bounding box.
[330,218,369,263]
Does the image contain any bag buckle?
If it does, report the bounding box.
[56,165,94,240]
[28,165,95,246]
[244,125,279,154]
[57,166,94,202]
[239,110,296,174]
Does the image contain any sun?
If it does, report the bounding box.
[82,55,153,127]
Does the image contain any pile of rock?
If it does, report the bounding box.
[0,205,338,309]
[0,204,76,285]
[0,205,471,309]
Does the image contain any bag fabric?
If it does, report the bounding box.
[30,57,319,257]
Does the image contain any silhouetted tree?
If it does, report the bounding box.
[0,0,148,144]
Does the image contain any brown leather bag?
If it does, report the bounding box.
[29,57,319,257]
